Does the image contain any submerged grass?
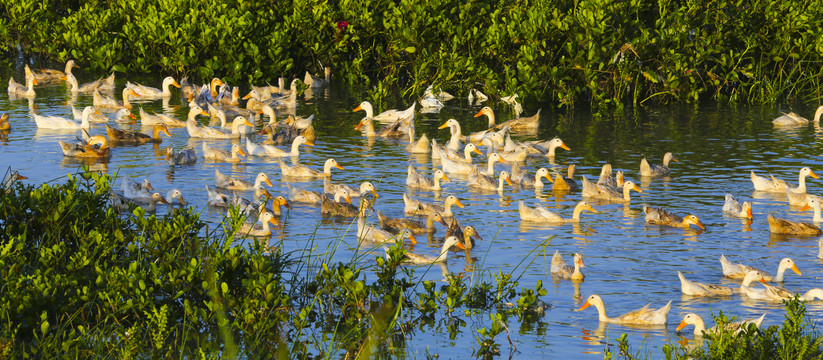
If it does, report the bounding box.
[0,167,549,358]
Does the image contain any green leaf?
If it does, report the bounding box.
[405,46,416,53]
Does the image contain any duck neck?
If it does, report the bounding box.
[797,172,809,193]
[592,301,609,322]
[487,158,497,175]
[433,174,442,191]
[571,203,585,222]
[572,260,582,277]
[290,139,302,155]
[444,201,454,217]
[692,317,706,335]
[813,203,823,222]
[815,106,823,126]
[152,126,163,139]
[434,243,451,262]
[463,147,474,162]
[25,76,35,94]
[122,89,132,108]
[68,76,79,92]
[774,263,788,282]
[497,175,506,191]
[80,110,91,128]
[486,112,495,127]
[188,109,200,122]
[162,81,173,97]
[548,143,559,157]
[622,184,633,201]
[535,175,545,188]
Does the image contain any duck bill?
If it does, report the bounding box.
[354,122,364,131]
[759,277,767,284]
[442,174,451,183]
[454,199,465,208]
[545,174,555,183]
[177,196,187,205]
[59,75,68,81]
[94,108,103,115]
[282,199,291,209]
[676,320,688,332]
[304,141,315,146]
[811,171,820,179]
[344,195,352,204]
[162,127,172,137]
[236,148,247,157]
[159,197,169,205]
[352,105,363,112]
[800,204,811,212]
[693,220,706,230]
[242,92,252,100]
[586,205,598,213]
[16,175,28,180]
[244,119,254,127]
[560,142,570,151]
[199,110,209,116]
[335,164,345,170]
[370,189,379,198]
[172,80,181,88]
[265,178,274,187]
[473,110,484,117]
[746,208,753,219]
[438,122,450,130]
[792,264,803,276]
[456,241,466,250]
[473,148,483,156]
[505,177,513,186]
[632,184,643,193]
[577,301,591,311]
[578,258,585,268]
[408,233,417,245]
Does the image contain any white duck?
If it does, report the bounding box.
[395,236,466,265]
[215,170,273,191]
[518,200,597,223]
[188,115,253,139]
[406,165,450,191]
[719,255,801,282]
[246,135,312,157]
[677,269,764,297]
[676,313,766,336]
[126,76,181,99]
[34,106,98,130]
[236,211,277,237]
[722,194,753,219]
[639,152,678,177]
[403,194,463,217]
[468,168,512,192]
[551,251,585,280]
[202,143,246,163]
[278,158,344,179]
[353,101,415,123]
[577,294,671,326]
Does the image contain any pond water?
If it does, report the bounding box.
[2,68,823,358]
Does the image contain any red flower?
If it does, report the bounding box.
[336,21,349,32]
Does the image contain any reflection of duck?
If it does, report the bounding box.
[0,113,9,131]
[551,251,584,280]
[676,313,766,336]
[643,205,705,229]
[639,152,677,177]
[578,294,671,325]
[719,255,801,282]
[767,213,821,235]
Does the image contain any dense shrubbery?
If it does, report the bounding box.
[0,169,547,358]
[3,0,823,106]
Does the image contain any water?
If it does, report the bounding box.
[2,68,823,358]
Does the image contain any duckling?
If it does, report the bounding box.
[551,251,585,281]
[106,123,172,145]
[166,146,197,165]
[202,143,246,163]
[643,205,705,229]
[639,152,677,177]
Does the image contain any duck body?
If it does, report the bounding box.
[166,146,197,165]
[767,213,821,235]
[551,251,585,280]
[126,76,180,99]
[278,158,343,179]
[245,135,312,157]
[639,152,677,177]
[581,177,641,203]
[377,211,447,234]
[202,143,246,163]
[107,123,171,145]
[723,194,753,219]
[58,135,111,158]
[215,170,273,192]
[399,236,465,265]
[750,171,789,192]
[677,313,766,336]
[677,271,733,296]
[578,294,671,326]
[406,165,450,191]
[35,106,97,130]
[33,60,76,83]
[353,101,415,124]
[94,88,138,110]
[403,194,463,217]
[719,255,801,282]
[643,205,705,229]
[518,200,597,223]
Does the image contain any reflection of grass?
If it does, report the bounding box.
[605,298,823,360]
[0,167,550,358]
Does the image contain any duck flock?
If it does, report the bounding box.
[5,60,823,347]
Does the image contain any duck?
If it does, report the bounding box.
[526,138,571,158]
[187,115,253,139]
[511,165,550,189]
[34,106,98,130]
[320,189,364,217]
[106,123,172,145]
[1,171,26,192]
[357,214,416,245]
[468,169,512,192]
[639,152,677,177]
[58,135,111,158]
[93,88,139,110]
[165,189,186,206]
[719,255,802,282]
[577,294,671,326]
[210,107,254,134]
[676,269,766,297]
[581,177,642,203]
[353,101,416,123]
[750,167,816,192]
[772,106,823,126]
[285,184,324,204]
[440,152,504,176]
[519,200,597,223]
[643,205,705,229]
[112,192,169,213]
[453,225,482,249]
[551,251,585,281]
[800,197,823,222]
[406,166,450,191]
[72,73,115,93]
[277,158,344,179]
[205,185,231,207]
[405,127,429,154]
[767,213,821,235]
[403,194,463,217]
[396,236,465,265]
[723,194,753,219]
[377,211,448,234]
[75,106,135,123]
[245,135,312,157]
[324,180,378,199]
[215,170,273,191]
[474,106,540,131]
[676,313,766,336]
[0,113,9,131]
[166,146,197,165]
[126,76,181,99]
[121,175,153,199]
[236,211,278,237]
[741,279,799,302]
[140,107,192,128]
[549,165,579,192]
[269,196,291,217]
[202,143,246,163]
[784,167,820,205]
[437,118,499,148]
[33,59,76,83]
[432,140,483,164]
[8,65,37,97]
[304,68,331,88]
[354,115,410,138]
[597,164,618,188]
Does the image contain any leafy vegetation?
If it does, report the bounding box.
[0,169,547,358]
[3,0,823,106]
